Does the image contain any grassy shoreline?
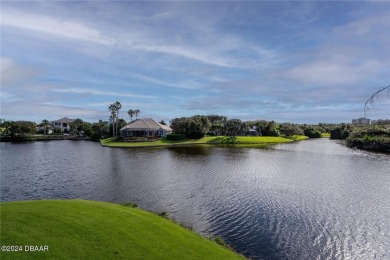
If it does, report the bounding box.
[1,200,244,259]
[101,135,308,148]
[0,135,88,142]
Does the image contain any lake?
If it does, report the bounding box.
[1,139,389,259]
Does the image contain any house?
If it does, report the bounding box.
[37,125,53,135]
[352,117,370,125]
[51,117,75,133]
[245,128,259,136]
[120,118,172,137]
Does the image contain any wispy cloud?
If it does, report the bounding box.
[0,57,41,86]
[1,5,274,69]
[282,11,389,87]
[285,59,383,85]
[1,9,110,45]
[131,73,205,90]
[52,88,158,99]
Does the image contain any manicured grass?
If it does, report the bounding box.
[101,135,308,148]
[0,200,244,259]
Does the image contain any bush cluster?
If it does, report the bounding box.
[303,128,322,138]
[166,134,186,141]
[346,125,390,153]
[330,127,351,139]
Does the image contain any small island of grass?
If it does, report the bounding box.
[0,200,244,259]
[101,135,308,148]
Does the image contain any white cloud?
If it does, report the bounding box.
[52,88,158,99]
[333,14,389,39]
[1,6,274,69]
[130,72,205,90]
[283,12,390,86]
[1,9,110,45]
[0,57,41,86]
[285,59,383,85]
[1,101,107,122]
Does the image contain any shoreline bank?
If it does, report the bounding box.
[0,135,91,142]
[100,135,308,148]
[0,199,244,259]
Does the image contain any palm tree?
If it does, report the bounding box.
[41,119,50,136]
[128,109,135,122]
[135,109,140,120]
[98,120,107,136]
[109,101,122,138]
[364,85,390,117]
[114,101,122,137]
[109,104,117,137]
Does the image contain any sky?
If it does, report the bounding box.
[1,0,389,124]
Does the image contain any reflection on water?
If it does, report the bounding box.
[167,145,213,156]
[1,139,389,259]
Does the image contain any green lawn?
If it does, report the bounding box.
[101,135,308,148]
[0,200,244,259]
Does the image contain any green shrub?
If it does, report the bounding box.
[304,127,322,138]
[119,202,138,208]
[346,125,390,152]
[115,136,125,141]
[330,127,351,139]
[167,134,186,141]
[213,236,229,249]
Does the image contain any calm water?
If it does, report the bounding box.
[1,139,389,259]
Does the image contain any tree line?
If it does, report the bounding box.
[0,115,365,141]
[0,118,112,141]
[169,115,349,139]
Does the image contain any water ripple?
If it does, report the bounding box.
[1,139,389,259]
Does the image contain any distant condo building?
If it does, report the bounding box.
[371,119,389,124]
[352,117,370,125]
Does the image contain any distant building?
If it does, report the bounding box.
[371,119,390,125]
[36,125,53,135]
[352,118,370,125]
[51,117,75,133]
[120,118,172,137]
[245,126,259,136]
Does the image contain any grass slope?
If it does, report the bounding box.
[1,200,243,259]
[101,135,308,148]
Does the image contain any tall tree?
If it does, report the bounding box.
[115,101,122,137]
[224,119,243,137]
[8,121,36,137]
[108,101,122,137]
[97,120,108,136]
[109,111,116,137]
[128,109,135,122]
[70,118,84,136]
[108,104,116,137]
[170,116,211,139]
[0,120,12,136]
[135,109,140,120]
[41,119,50,136]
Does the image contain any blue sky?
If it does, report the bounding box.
[1,1,389,124]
